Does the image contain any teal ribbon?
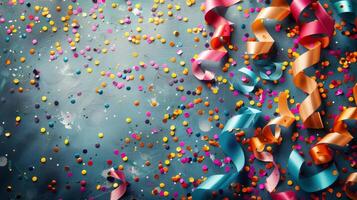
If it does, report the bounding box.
[288,150,338,193]
[193,107,261,198]
[259,62,283,81]
[232,68,259,94]
[333,0,356,23]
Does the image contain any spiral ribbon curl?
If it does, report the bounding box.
[288,150,338,193]
[232,67,259,94]
[345,172,357,200]
[247,0,290,55]
[193,107,261,199]
[290,0,335,129]
[310,84,357,165]
[259,62,283,81]
[250,92,295,193]
[109,168,127,200]
[192,0,240,81]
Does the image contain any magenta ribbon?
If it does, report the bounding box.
[271,191,298,200]
[291,0,334,47]
[109,168,127,200]
[192,0,240,81]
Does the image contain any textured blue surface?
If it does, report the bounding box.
[0,0,356,199]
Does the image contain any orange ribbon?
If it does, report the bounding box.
[290,0,334,129]
[309,84,357,165]
[250,92,295,192]
[345,172,357,200]
[247,0,290,55]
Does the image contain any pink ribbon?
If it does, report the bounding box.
[271,191,298,200]
[192,0,240,81]
[109,168,127,200]
[291,0,334,47]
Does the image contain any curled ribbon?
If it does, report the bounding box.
[109,168,127,200]
[288,150,338,192]
[232,67,259,94]
[247,0,290,55]
[192,0,240,81]
[332,0,356,25]
[345,172,357,200]
[310,84,357,165]
[250,92,295,193]
[260,63,283,81]
[291,0,335,129]
[193,107,261,198]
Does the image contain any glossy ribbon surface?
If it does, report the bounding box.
[259,62,283,81]
[288,150,338,192]
[345,172,357,200]
[192,0,240,81]
[310,84,357,165]
[290,0,335,129]
[109,168,127,200]
[250,92,295,193]
[247,0,290,55]
[193,107,261,198]
[333,0,356,24]
[232,67,259,94]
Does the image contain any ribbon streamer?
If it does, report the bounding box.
[345,172,357,200]
[247,0,290,55]
[259,62,283,81]
[192,0,240,81]
[250,92,295,193]
[232,67,259,94]
[288,150,338,192]
[310,84,357,165]
[332,0,356,25]
[290,0,335,129]
[193,107,261,198]
[109,168,127,200]
[271,191,298,200]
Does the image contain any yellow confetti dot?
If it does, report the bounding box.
[40,157,46,163]
[160,183,165,188]
[15,116,21,122]
[40,127,46,134]
[164,160,170,165]
[5,132,11,138]
[41,96,47,102]
[13,79,20,85]
[126,118,132,123]
[163,137,168,143]
[98,132,104,138]
[64,138,69,145]
[81,170,87,175]
[122,156,128,162]
[32,176,38,182]
[287,180,293,185]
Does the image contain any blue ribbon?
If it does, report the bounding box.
[332,0,356,24]
[193,107,261,198]
[288,150,338,193]
[232,68,259,94]
[259,62,283,81]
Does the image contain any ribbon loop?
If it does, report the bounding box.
[193,107,261,198]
